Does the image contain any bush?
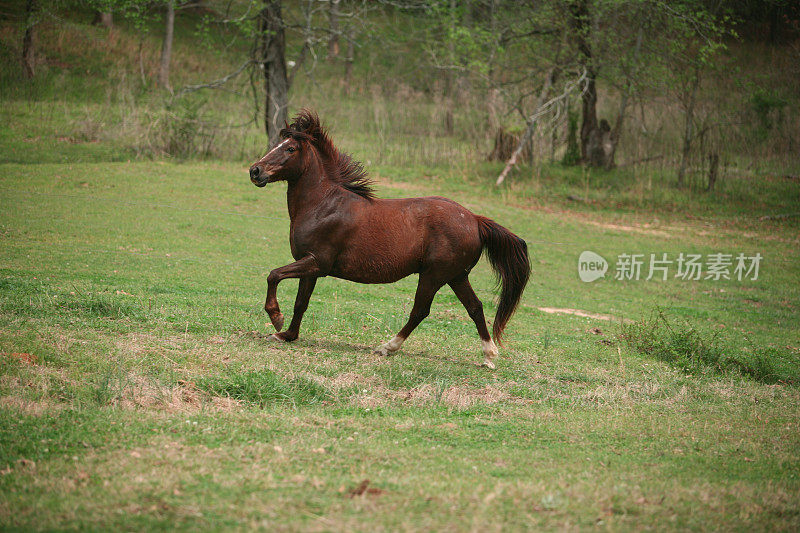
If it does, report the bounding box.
[162,97,216,159]
[561,110,580,166]
[621,310,796,385]
[748,88,788,141]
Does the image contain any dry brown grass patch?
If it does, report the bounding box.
[111,375,241,413]
[0,396,65,416]
[348,379,516,409]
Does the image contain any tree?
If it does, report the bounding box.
[174,0,370,145]
[342,22,356,93]
[568,0,601,166]
[92,11,113,27]
[22,0,38,78]
[158,0,175,90]
[567,0,647,169]
[92,10,113,27]
[328,0,341,60]
[257,0,289,146]
[656,3,730,187]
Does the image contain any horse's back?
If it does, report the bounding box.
[372,195,480,244]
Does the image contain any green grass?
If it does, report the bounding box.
[622,309,797,385]
[196,369,331,407]
[1,4,799,530]
[0,160,799,530]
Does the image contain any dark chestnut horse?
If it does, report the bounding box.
[248,110,530,368]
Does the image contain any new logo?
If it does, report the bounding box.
[578,251,608,282]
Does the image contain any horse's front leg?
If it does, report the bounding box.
[264,255,321,333]
[271,277,317,342]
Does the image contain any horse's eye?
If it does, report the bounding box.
[286,146,295,153]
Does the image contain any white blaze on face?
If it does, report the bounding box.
[259,138,289,164]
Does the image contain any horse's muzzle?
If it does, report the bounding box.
[249,165,269,187]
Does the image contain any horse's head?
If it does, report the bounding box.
[248,133,306,187]
[250,110,325,187]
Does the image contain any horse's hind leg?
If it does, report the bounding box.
[448,275,498,369]
[374,272,444,357]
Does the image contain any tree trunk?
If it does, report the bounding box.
[486,0,499,135]
[495,68,557,186]
[570,0,596,164]
[562,102,581,165]
[328,0,340,60]
[677,66,700,187]
[579,70,600,165]
[259,0,289,147]
[604,26,643,170]
[487,87,500,132]
[158,0,175,90]
[93,11,113,28]
[706,153,719,191]
[489,127,532,162]
[22,0,37,79]
[442,0,456,135]
[343,27,355,95]
[289,0,313,89]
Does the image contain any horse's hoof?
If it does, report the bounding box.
[373,336,403,357]
[270,313,285,332]
[373,345,394,357]
[479,359,496,370]
[268,331,298,343]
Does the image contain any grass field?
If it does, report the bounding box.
[1,4,799,529]
[1,158,799,530]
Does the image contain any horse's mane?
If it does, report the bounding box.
[280,109,376,200]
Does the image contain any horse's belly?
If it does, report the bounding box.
[330,252,420,284]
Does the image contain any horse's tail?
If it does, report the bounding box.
[477,216,531,345]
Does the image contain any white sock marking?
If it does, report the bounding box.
[481,339,499,369]
[374,335,405,356]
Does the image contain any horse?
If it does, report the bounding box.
[248,109,530,368]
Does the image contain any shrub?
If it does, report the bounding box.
[621,310,796,385]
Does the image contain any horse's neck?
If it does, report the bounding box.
[286,151,337,221]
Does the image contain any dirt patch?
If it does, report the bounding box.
[4,352,38,365]
[347,479,385,497]
[0,396,65,416]
[1,363,240,414]
[112,375,241,413]
[537,307,632,323]
[584,220,672,237]
[440,384,511,409]
[114,332,186,356]
[352,381,514,409]
[323,372,383,390]
[582,382,681,404]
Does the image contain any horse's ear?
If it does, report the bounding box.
[284,120,290,129]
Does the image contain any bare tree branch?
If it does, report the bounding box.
[496,69,588,186]
[175,60,253,97]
